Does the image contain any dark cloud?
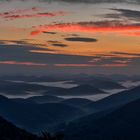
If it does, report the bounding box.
[75,20,127,27]
[0,43,92,64]
[48,40,68,47]
[71,34,79,37]
[110,8,140,21]
[64,37,98,42]
[104,13,122,19]
[0,40,47,48]
[52,43,68,47]
[112,52,140,57]
[48,40,61,43]
[0,40,31,45]
[43,31,57,34]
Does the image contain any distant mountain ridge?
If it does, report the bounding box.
[44,84,106,96]
[69,78,125,90]
[85,85,140,112]
[27,95,64,104]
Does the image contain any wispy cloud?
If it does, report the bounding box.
[0,7,67,20]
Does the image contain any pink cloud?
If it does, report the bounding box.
[31,22,140,37]
[0,61,48,67]
[54,63,127,67]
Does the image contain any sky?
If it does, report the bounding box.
[0,0,140,75]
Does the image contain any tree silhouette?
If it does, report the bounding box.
[40,131,64,140]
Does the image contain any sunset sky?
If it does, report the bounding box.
[0,0,140,75]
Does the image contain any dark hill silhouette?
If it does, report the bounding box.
[60,98,93,108]
[0,95,84,133]
[65,98,140,140]
[0,116,64,140]
[0,116,39,140]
